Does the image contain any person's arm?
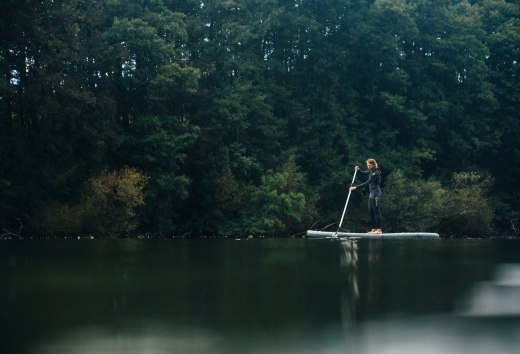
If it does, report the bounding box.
[349,168,371,191]
[357,169,370,176]
[355,172,372,188]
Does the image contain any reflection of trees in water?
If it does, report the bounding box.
[340,240,383,332]
[366,240,382,306]
[459,263,520,317]
[340,240,359,328]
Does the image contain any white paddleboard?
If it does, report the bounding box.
[306,230,440,239]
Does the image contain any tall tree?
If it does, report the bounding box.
[476,0,520,229]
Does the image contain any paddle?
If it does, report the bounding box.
[333,168,358,237]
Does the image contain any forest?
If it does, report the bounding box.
[1,0,519,238]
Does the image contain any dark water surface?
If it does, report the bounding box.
[1,238,520,353]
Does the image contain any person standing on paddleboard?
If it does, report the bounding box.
[349,158,382,234]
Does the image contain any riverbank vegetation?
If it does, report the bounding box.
[1,0,519,238]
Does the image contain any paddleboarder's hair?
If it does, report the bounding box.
[366,158,378,168]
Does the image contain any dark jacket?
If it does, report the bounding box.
[356,169,381,193]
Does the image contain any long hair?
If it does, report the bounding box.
[366,158,378,169]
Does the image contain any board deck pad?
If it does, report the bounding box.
[306,230,440,239]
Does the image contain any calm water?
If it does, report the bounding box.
[1,238,520,354]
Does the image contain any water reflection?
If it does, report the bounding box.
[34,324,218,354]
[2,239,520,354]
[339,239,385,337]
[30,316,520,354]
[339,239,383,327]
[338,243,520,354]
[459,263,520,317]
[340,240,360,328]
[355,314,520,354]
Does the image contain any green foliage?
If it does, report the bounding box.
[40,167,149,236]
[383,170,495,237]
[384,170,448,232]
[215,157,317,236]
[1,0,518,236]
[439,172,495,237]
[245,171,306,235]
[122,115,200,233]
[82,167,149,235]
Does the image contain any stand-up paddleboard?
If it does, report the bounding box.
[306,230,440,239]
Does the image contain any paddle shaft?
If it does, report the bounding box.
[335,169,358,234]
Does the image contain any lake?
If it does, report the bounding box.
[1,238,519,353]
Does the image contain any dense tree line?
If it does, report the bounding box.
[1,0,518,237]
